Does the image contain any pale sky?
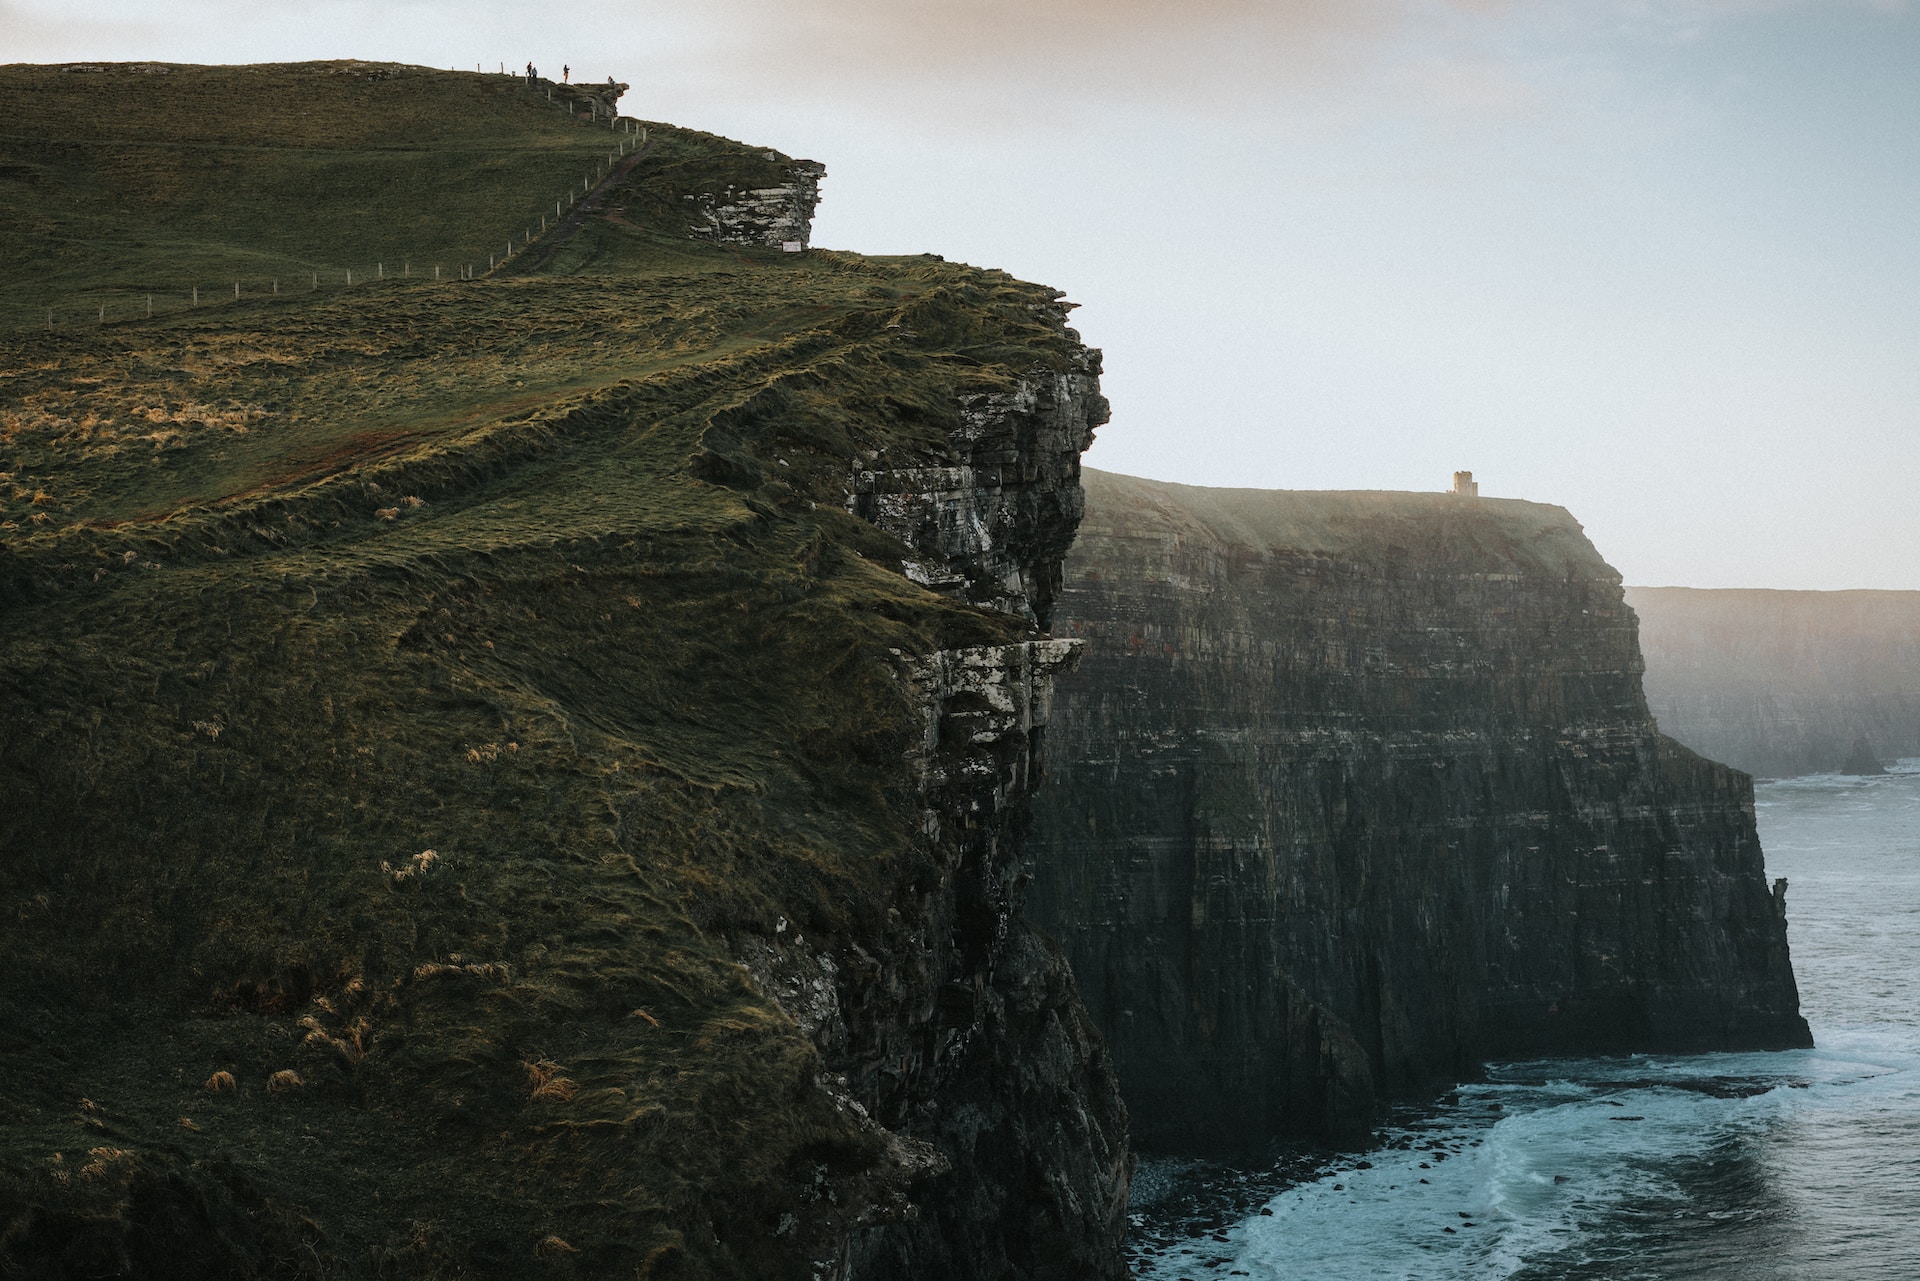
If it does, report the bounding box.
[6,1,1917,589]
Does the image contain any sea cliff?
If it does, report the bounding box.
[1029,470,1811,1152]
[0,61,1125,1280]
[1626,586,1920,778]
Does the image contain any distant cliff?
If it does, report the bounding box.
[1028,471,1810,1153]
[1626,586,1920,778]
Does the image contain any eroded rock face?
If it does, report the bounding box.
[850,363,1106,624]
[690,159,828,248]
[726,349,1126,1277]
[839,639,1130,1281]
[1028,471,1810,1154]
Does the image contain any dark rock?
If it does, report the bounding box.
[1843,734,1888,776]
[822,355,1128,1279]
[1029,471,1811,1155]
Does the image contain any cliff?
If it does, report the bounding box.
[1029,471,1810,1153]
[0,62,1124,1280]
[1626,586,1920,778]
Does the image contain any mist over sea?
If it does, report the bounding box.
[1131,763,1920,1280]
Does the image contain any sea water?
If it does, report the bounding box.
[1131,762,1920,1280]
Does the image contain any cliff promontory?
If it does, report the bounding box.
[1626,586,1920,777]
[1029,471,1810,1152]
[0,62,1123,1279]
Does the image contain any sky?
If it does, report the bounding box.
[5,0,1917,589]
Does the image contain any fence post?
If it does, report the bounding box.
[147,295,153,317]
[99,304,105,322]
[234,282,240,298]
[193,286,198,304]
[378,262,384,280]
[405,261,411,278]
[273,279,279,294]
[435,265,441,280]
[46,308,52,328]
[312,273,318,290]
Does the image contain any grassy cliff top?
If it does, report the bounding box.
[0,62,1085,1279]
[1080,467,1617,582]
[0,59,786,330]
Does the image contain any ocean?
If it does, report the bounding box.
[1129,762,1920,1280]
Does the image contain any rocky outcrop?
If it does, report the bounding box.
[688,159,828,248]
[848,358,1105,624]
[1626,586,1920,777]
[725,349,1125,1274]
[1028,471,1810,1154]
[838,640,1130,1281]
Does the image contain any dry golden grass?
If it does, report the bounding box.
[203,1070,237,1093]
[523,1060,579,1103]
[265,1069,304,1094]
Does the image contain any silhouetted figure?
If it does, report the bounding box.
[563,64,570,83]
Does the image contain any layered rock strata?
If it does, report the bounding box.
[1028,471,1811,1153]
[823,358,1131,1278]
[1626,586,1920,778]
[689,159,828,248]
[849,348,1101,624]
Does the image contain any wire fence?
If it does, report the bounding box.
[28,73,649,333]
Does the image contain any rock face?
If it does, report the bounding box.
[830,359,1131,1279]
[689,159,828,248]
[692,337,1125,1276]
[1626,586,1920,778]
[849,356,1102,624]
[1028,471,1811,1154]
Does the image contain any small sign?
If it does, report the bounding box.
[781,241,803,254]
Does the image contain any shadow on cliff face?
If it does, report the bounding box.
[1028,470,1811,1158]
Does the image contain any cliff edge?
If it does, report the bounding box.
[1029,470,1810,1153]
[0,62,1124,1279]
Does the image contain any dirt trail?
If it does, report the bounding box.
[507,136,657,275]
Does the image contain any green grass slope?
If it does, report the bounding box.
[0,60,640,329]
[0,62,1088,1279]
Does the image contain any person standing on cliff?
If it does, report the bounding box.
[562,64,569,83]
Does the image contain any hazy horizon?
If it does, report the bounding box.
[5,0,1916,590]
